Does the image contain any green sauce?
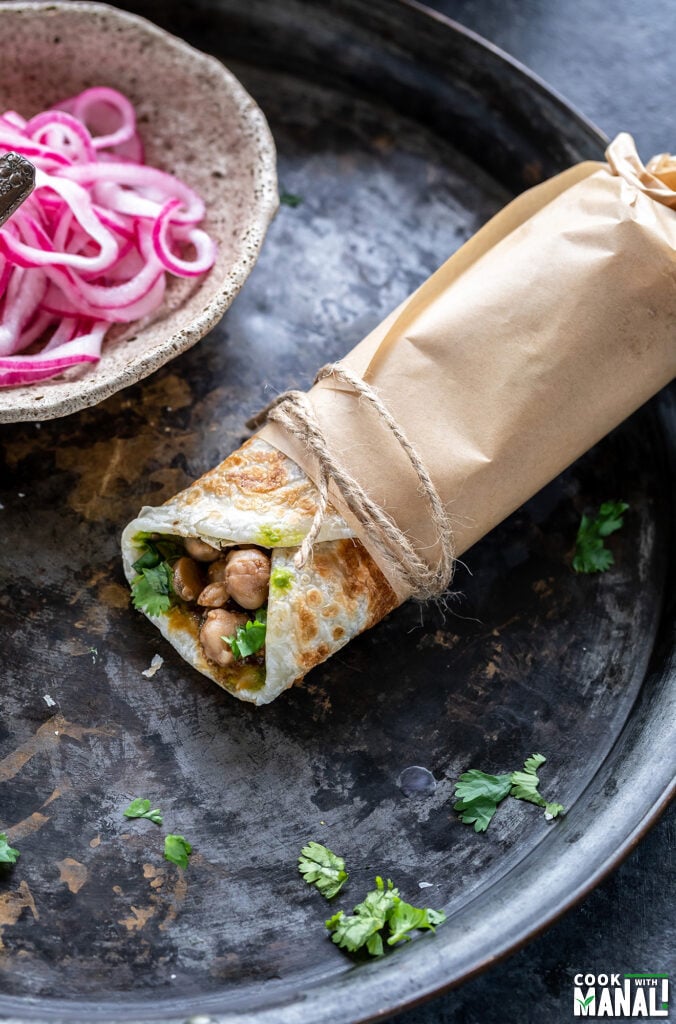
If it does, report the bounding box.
[270,567,295,593]
[255,524,304,547]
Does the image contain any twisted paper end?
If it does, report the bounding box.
[247,364,455,601]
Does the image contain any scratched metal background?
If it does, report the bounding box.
[0,2,674,1023]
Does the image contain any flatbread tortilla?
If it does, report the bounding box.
[121,436,397,704]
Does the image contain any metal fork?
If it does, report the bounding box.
[0,152,36,228]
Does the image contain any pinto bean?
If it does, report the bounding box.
[172,557,204,602]
[225,548,271,610]
[199,608,248,667]
[184,537,221,562]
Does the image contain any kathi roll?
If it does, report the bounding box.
[122,134,676,705]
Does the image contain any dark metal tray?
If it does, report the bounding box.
[0,2,673,1022]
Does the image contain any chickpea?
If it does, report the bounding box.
[197,582,229,607]
[184,537,221,562]
[207,558,228,583]
[199,608,248,667]
[225,548,271,610]
[172,557,204,602]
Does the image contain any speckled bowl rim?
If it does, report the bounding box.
[0,0,278,423]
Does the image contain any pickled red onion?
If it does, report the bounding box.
[0,87,216,389]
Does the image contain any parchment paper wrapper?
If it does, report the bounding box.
[260,133,676,602]
[123,133,675,704]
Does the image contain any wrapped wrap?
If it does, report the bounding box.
[122,134,676,705]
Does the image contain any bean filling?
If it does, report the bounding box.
[168,539,271,667]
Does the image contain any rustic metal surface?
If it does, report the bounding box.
[0,2,673,1023]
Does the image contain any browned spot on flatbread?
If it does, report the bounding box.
[334,539,398,626]
[177,438,321,518]
[56,858,88,895]
[293,538,397,677]
[311,539,397,622]
[196,440,290,496]
[299,642,330,670]
[0,882,38,950]
[296,603,318,643]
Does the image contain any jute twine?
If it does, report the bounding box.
[247,364,455,600]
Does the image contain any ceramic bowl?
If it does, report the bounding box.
[0,1,278,422]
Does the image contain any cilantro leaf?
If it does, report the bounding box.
[455,755,565,830]
[279,189,303,208]
[131,562,174,617]
[357,876,400,919]
[573,501,629,573]
[453,769,513,832]
[299,842,348,899]
[543,802,566,820]
[325,877,445,956]
[123,798,163,825]
[510,753,565,820]
[326,907,387,954]
[387,901,446,946]
[164,834,192,869]
[132,546,161,572]
[325,878,398,955]
[0,833,20,865]
[223,608,267,659]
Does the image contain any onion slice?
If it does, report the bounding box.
[0,87,217,388]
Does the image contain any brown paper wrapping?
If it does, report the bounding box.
[260,134,676,601]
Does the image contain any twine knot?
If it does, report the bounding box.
[247,364,455,600]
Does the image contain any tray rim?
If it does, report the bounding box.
[0,1,673,1021]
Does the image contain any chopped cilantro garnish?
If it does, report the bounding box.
[131,562,174,617]
[130,535,183,616]
[454,753,565,830]
[132,537,183,573]
[223,608,267,659]
[299,842,348,899]
[509,753,565,819]
[0,833,20,865]
[453,769,513,832]
[164,834,192,869]
[326,876,445,956]
[573,501,629,573]
[123,798,163,825]
[386,902,446,947]
[279,189,303,208]
[132,547,161,572]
